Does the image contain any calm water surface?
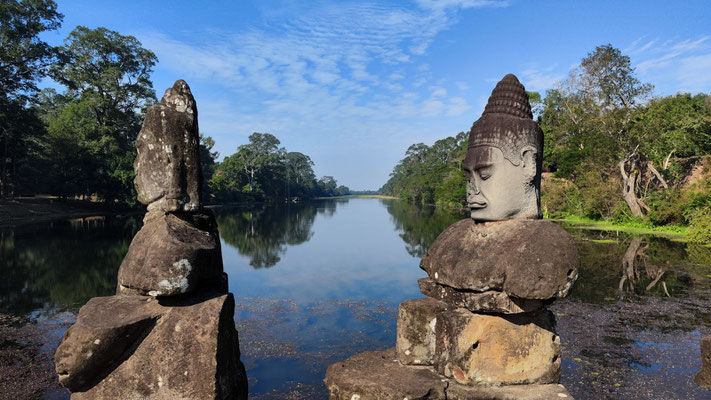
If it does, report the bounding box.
[2,198,711,399]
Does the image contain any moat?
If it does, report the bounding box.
[2,198,711,399]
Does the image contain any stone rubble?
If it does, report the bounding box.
[55,80,248,400]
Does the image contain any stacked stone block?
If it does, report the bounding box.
[54,80,247,400]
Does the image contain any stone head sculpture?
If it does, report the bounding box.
[463,74,543,222]
[134,79,202,213]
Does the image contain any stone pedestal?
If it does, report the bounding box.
[325,348,573,400]
[695,334,711,389]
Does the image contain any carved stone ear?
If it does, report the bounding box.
[520,146,537,181]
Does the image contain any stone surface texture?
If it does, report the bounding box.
[57,292,247,400]
[420,218,579,300]
[134,79,202,213]
[418,278,542,314]
[396,297,448,365]
[695,334,711,388]
[434,308,560,386]
[117,211,223,297]
[325,348,573,400]
[55,80,247,399]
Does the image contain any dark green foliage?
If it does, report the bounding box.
[209,133,345,202]
[0,0,63,197]
[379,131,468,206]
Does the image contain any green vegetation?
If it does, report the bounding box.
[209,132,350,203]
[0,0,348,207]
[381,44,711,242]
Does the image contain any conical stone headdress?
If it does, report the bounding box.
[468,74,542,166]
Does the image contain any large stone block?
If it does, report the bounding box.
[56,292,248,399]
[117,212,223,297]
[420,219,578,300]
[695,334,711,389]
[418,278,542,314]
[396,297,448,365]
[134,79,202,213]
[434,309,560,386]
[55,295,163,391]
[325,348,574,400]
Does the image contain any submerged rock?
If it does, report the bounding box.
[418,278,543,314]
[325,347,573,400]
[117,212,223,297]
[134,79,202,213]
[434,309,560,386]
[420,219,579,300]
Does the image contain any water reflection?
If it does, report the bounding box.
[214,201,345,269]
[0,216,140,315]
[382,199,466,257]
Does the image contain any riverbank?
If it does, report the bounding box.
[552,215,691,240]
[0,197,142,227]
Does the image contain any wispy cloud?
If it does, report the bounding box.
[627,36,711,94]
[519,65,566,92]
[139,1,505,187]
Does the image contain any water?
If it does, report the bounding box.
[1,198,711,399]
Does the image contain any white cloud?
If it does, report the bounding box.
[628,36,711,94]
[519,65,565,92]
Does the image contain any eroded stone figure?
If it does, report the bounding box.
[463,73,542,221]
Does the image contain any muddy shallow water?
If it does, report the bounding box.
[1,198,710,399]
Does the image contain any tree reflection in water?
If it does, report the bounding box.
[381,200,466,258]
[215,201,344,269]
[0,216,140,315]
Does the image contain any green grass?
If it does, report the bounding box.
[591,239,619,244]
[551,215,689,238]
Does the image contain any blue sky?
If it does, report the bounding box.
[44,0,711,190]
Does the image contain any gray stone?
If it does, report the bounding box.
[396,297,448,366]
[464,74,543,222]
[134,79,202,213]
[695,334,711,389]
[324,348,574,400]
[418,278,543,314]
[55,295,163,392]
[434,309,560,386]
[420,218,579,300]
[56,292,247,399]
[117,212,224,297]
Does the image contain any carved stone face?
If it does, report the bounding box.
[463,145,539,222]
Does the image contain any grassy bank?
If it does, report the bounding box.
[551,215,689,240]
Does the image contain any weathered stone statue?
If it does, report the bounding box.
[55,80,248,400]
[325,74,579,399]
[464,74,542,221]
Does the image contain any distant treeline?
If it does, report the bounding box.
[208,132,351,202]
[380,45,711,242]
[0,0,347,205]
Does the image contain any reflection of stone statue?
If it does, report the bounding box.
[55,80,248,399]
[464,74,542,221]
[325,75,578,399]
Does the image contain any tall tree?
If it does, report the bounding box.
[0,0,63,197]
[234,132,285,192]
[284,152,315,198]
[45,26,157,202]
[544,44,653,217]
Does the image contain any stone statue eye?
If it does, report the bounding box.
[477,166,493,180]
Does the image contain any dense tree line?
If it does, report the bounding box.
[381,45,711,240]
[209,132,350,202]
[0,0,346,205]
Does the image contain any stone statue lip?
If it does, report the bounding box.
[467,201,487,209]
